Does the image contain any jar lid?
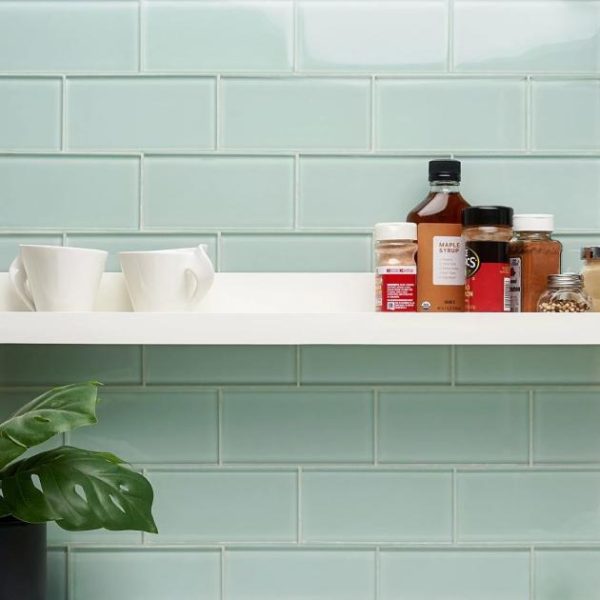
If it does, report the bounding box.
[547,273,583,288]
[513,214,554,232]
[581,247,600,259]
[374,222,417,241]
[462,206,513,227]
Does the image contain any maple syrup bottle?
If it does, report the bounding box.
[407,160,470,312]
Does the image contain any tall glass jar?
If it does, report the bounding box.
[537,273,591,312]
[374,222,417,312]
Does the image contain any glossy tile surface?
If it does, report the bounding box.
[459,158,600,231]
[302,470,452,541]
[0,79,61,150]
[145,346,296,385]
[379,391,529,464]
[456,346,600,385]
[0,345,142,385]
[457,470,600,542]
[376,79,526,151]
[222,78,370,149]
[222,391,373,463]
[67,78,215,151]
[143,156,294,228]
[226,550,375,600]
[150,470,297,542]
[454,0,600,72]
[144,1,293,72]
[221,234,372,272]
[47,549,67,600]
[72,550,220,600]
[300,346,451,384]
[298,1,447,72]
[0,156,139,229]
[71,391,218,464]
[534,392,600,463]
[533,80,600,150]
[0,1,138,72]
[380,550,530,600]
[536,550,600,600]
[299,157,427,228]
[66,234,217,272]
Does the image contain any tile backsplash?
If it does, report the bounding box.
[1,1,600,599]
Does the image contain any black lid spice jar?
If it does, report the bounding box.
[462,206,513,312]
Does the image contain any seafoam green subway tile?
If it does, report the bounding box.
[0,79,61,150]
[221,234,372,272]
[380,550,530,600]
[299,157,430,228]
[533,80,600,151]
[71,391,218,464]
[300,346,451,385]
[143,156,293,229]
[0,156,139,229]
[48,549,67,600]
[0,1,138,72]
[536,550,600,600]
[376,79,526,151]
[149,470,297,542]
[66,234,217,272]
[144,1,293,72]
[302,470,452,542]
[454,0,600,73]
[534,392,600,464]
[459,157,600,230]
[298,0,447,73]
[72,550,220,600]
[145,346,296,385]
[221,78,370,150]
[67,78,215,151]
[379,391,529,464]
[457,470,600,542]
[0,345,142,385]
[455,346,600,385]
[222,391,373,463]
[226,550,375,600]
[0,235,62,270]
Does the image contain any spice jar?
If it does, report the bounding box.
[374,222,417,312]
[538,273,591,312]
[462,206,513,312]
[508,214,562,312]
[581,247,600,312]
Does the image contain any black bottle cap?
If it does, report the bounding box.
[429,159,461,182]
[462,206,513,227]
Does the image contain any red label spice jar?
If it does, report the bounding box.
[462,206,513,312]
[374,222,417,312]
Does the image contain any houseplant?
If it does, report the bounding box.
[0,382,157,599]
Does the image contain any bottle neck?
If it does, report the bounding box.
[514,231,553,241]
[429,180,460,192]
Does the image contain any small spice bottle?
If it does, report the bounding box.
[581,247,600,312]
[462,206,513,312]
[374,222,417,312]
[508,214,562,312]
[537,273,591,312]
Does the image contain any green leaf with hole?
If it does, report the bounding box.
[0,382,99,470]
[0,446,157,533]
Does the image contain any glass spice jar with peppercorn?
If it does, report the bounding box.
[537,273,591,312]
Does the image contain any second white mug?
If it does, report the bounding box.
[119,245,215,312]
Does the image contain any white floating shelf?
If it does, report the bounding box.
[0,273,597,345]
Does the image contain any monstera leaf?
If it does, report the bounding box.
[0,382,99,470]
[0,446,157,533]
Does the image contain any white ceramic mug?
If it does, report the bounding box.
[9,245,108,311]
[119,245,215,312]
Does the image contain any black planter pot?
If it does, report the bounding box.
[0,516,47,600]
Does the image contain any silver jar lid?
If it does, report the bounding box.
[581,247,600,260]
[547,273,584,288]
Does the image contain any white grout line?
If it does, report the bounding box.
[217,388,224,466]
[216,230,223,271]
[374,546,380,600]
[447,0,455,72]
[220,546,226,600]
[370,76,376,152]
[215,75,222,150]
[66,545,73,600]
[450,346,456,386]
[530,546,535,600]
[60,76,67,151]
[293,0,299,73]
[295,345,302,387]
[138,0,144,72]
[526,76,533,153]
[140,345,147,386]
[373,389,379,465]
[138,154,144,230]
[529,390,535,467]
[297,466,303,543]
[293,153,300,230]
[452,468,458,543]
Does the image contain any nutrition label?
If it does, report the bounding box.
[376,266,417,312]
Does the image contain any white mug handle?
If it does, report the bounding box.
[185,246,215,304]
[9,255,35,311]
